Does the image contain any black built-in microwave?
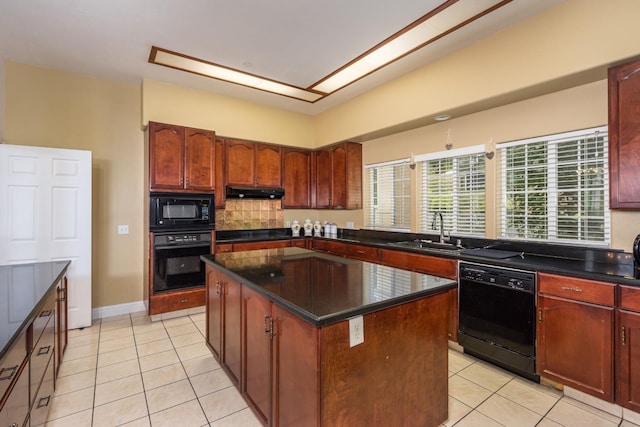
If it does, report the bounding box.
[150,192,214,230]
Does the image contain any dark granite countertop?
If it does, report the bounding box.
[1,260,70,360]
[214,228,640,286]
[201,248,456,326]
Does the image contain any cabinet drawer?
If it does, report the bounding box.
[233,240,290,251]
[619,285,640,312]
[291,239,307,248]
[0,333,27,402]
[311,239,346,255]
[215,244,233,253]
[32,291,56,348]
[345,244,379,262]
[0,359,29,427]
[31,315,55,405]
[379,249,457,280]
[30,354,54,427]
[149,287,206,315]
[538,273,615,306]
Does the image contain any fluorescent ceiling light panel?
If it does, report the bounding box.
[149,0,508,102]
[311,0,504,94]
[150,48,324,102]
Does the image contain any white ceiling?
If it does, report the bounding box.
[0,0,563,115]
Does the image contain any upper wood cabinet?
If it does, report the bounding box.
[282,147,313,208]
[214,137,225,208]
[608,59,640,209]
[315,141,362,209]
[148,122,216,192]
[225,139,282,188]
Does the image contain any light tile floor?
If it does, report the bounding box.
[46,311,640,427]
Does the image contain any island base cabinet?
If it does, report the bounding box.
[537,295,614,401]
[320,292,449,427]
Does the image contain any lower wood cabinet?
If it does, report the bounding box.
[616,285,640,412]
[0,359,29,427]
[205,266,241,386]
[537,273,615,401]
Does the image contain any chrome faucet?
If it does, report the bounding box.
[431,211,449,243]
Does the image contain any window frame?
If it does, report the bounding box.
[364,158,411,232]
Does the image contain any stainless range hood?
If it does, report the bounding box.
[226,185,285,199]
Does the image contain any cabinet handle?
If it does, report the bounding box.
[216,281,221,295]
[180,299,188,303]
[186,176,190,185]
[538,308,542,322]
[62,287,67,302]
[0,365,18,381]
[36,395,51,409]
[356,250,365,254]
[40,309,52,317]
[264,315,271,334]
[560,286,583,293]
[180,177,184,185]
[622,326,626,346]
[38,345,51,356]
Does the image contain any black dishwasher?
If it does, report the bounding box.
[458,262,539,382]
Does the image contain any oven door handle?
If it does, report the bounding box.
[154,243,211,250]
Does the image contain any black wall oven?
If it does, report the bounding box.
[153,231,212,293]
[458,262,539,382]
[150,192,214,231]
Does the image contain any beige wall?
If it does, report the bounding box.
[142,79,315,148]
[314,0,640,146]
[4,61,144,309]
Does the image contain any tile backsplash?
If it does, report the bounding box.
[215,199,284,230]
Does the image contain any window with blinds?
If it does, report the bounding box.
[364,159,411,231]
[497,126,610,245]
[416,146,486,236]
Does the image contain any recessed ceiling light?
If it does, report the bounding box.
[149,0,509,103]
[435,114,452,121]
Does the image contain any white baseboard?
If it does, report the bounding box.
[92,300,147,320]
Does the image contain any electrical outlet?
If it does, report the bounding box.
[346,221,354,229]
[117,225,129,235]
[349,315,364,347]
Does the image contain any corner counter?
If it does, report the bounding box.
[1,260,70,427]
[202,248,455,427]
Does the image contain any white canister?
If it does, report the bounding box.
[313,221,323,237]
[291,220,300,237]
[303,219,313,237]
[330,223,338,237]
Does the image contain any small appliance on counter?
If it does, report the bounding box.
[634,234,640,278]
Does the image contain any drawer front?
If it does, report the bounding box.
[0,359,29,427]
[345,244,379,262]
[538,272,615,306]
[215,244,233,253]
[291,239,307,248]
[379,249,457,280]
[0,333,27,401]
[233,240,290,251]
[32,291,56,348]
[619,285,640,312]
[30,316,55,405]
[311,239,346,255]
[30,355,54,427]
[149,287,206,315]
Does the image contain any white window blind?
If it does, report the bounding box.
[365,159,411,231]
[417,146,486,236]
[497,126,610,245]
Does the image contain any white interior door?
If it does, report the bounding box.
[0,144,92,328]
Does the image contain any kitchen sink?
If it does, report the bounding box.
[389,239,461,253]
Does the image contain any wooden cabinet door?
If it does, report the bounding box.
[215,138,226,208]
[255,144,281,188]
[206,266,222,361]
[331,144,347,209]
[272,304,319,427]
[537,294,614,401]
[242,286,272,425]
[226,139,256,187]
[149,122,185,191]
[315,147,332,208]
[282,148,312,208]
[184,127,215,191]
[617,309,640,412]
[608,59,640,209]
[345,141,363,209]
[223,273,242,386]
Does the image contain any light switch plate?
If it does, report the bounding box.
[349,315,364,347]
[117,225,129,235]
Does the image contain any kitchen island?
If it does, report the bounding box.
[202,247,456,427]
